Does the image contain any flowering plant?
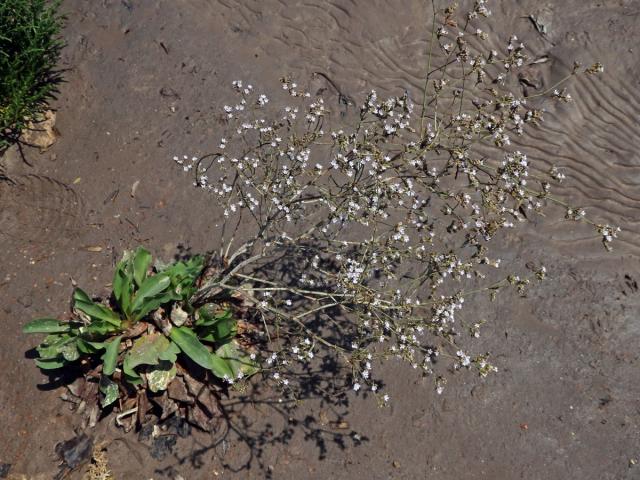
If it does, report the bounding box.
[174,0,615,404]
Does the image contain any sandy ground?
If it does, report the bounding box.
[1,0,639,478]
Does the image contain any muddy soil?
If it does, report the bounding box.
[1,1,639,478]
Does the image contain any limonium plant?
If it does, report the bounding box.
[172,0,615,404]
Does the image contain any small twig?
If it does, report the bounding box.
[115,407,138,427]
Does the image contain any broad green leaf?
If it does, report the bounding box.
[195,305,237,344]
[122,333,173,384]
[195,304,231,327]
[113,257,134,316]
[159,341,181,363]
[35,357,66,370]
[23,318,69,334]
[182,255,204,271]
[210,353,235,380]
[61,342,80,362]
[101,335,122,375]
[73,288,93,304]
[75,301,121,328]
[158,256,204,281]
[130,274,171,314]
[169,326,213,370]
[216,341,259,379]
[77,338,105,354]
[132,291,178,322]
[125,333,170,376]
[42,333,67,344]
[214,317,237,343]
[160,256,204,300]
[123,371,143,386]
[126,333,171,367]
[74,293,121,327]
[198,320,237,345]
[133,247,152,287]
[36,334,75,359]
[146,361,177,392]
[80,320,119,337]
[99,376,119,407]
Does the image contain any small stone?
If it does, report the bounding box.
[170,304,189,327]
[168,376,193,404]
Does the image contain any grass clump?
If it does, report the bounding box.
[0,0,64,152]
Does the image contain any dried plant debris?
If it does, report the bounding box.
[82,444,113,480]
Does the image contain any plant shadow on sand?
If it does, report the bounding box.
[157,246,373,477]
[154,359,371,478]
[27,248,373,478]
